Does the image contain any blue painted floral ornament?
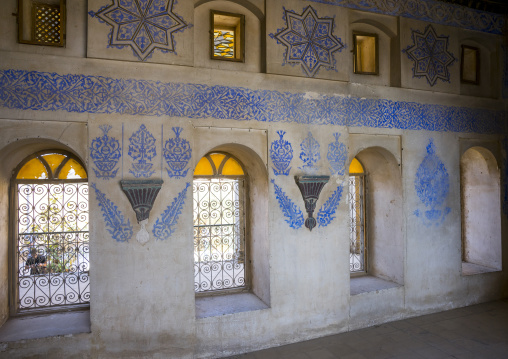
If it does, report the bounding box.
[414,139,451,226]
[90,125,122,179]
[164,127,192,178]
[327,133,346,176]
[299,132,321,172]
[270,130,293,176]
[128,124,157,178]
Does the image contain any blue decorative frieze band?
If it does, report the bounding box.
[0,69,505,134]
[306,0,504,35]
[152,182,189,240]
[91,183,133,242]
[414,139,451,227]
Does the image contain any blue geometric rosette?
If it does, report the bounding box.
[414,139,451,226]
[327,133,346,176]
[128,124,157,178]
[163,127,191,178]
[90,0,188,61]
[270,130,293,176]
[90,125,122,179]
[271,6,344,77]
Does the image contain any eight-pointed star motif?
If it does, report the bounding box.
[273,6,344,77]
[95,0,187,61]
[405,25,455,86]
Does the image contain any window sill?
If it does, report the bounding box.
[196,292,269,319]
[350,275,402,296]
[461,262,501,276]
[0,310,90,342]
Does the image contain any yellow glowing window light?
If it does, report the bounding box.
[349,157,364,174]
[16,151,87,180]
[194,153,244,176]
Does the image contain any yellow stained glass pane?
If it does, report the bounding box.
[213,30,234,58]
[210,153,226,173]
[16,158,48,179]
[41,154,66,174]
[58,158,87,179]
[349,158,364,174]
[221,157,244,176]
[194,157,214,176]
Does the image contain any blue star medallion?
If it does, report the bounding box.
[272,6,344,77]
[93,0,188,61]
[405,25,455,86]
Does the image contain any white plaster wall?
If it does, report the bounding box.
[0,0,506,355]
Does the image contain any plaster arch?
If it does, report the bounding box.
[460,146,502,272]
[350,146,404,284]
[194,0,264,21]
[0,137,88,326]
[193,142,270,305]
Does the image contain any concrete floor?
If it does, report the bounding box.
[226,299,508,359]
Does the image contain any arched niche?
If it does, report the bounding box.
[460,146,502,273]
[353,146,404,285]
[193,141,270,307]
[194,0,263,73]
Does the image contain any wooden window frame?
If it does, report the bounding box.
[461,45,480,85]
[17,0,66,47]
[353,32,379,75]
[210,10,245,63]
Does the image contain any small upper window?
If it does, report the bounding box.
[353,32,378,75]
[461,45,480,85]
[210,10,244,62]
[17,0,65,47]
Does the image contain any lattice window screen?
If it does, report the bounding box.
[32,3,61,44]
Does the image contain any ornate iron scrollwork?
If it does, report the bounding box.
[294,175,330,231]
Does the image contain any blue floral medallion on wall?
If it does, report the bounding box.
[271,179,304,229]
[414,139,451,226]
[128,124,157,177]
[271,6,344,77]
[152,182,189,240]
[270,130,293,176]
[163,126,191,178]
[90,0,188,61]
[404,25,455,86]
[299,132,320,172]
[327,133,346,175]
[90,125,122,179]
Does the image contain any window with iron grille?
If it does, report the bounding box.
[18,0,65,47]
[193,152,247,293]
[12,150,89,314]
[349,158,366,273]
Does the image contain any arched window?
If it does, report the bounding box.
[193,152,247,293]
[349,157,366,273]
[460,147,502,274]
[12,150,89,313]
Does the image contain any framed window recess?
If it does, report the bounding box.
[17,0,66,47]
[210,10,245,62]
[461,45,480,85]
[353,32,378,75]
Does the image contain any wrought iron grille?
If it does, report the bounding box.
[16,182,89,310]
[193,178,245,293]
[349,175,365,272]
[32,3,61,45]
